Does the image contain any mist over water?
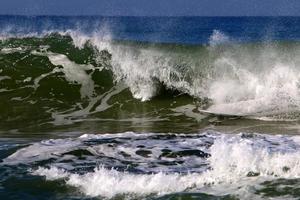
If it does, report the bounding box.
[0,16,300,199]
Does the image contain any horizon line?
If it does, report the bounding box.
[0,14,300,18]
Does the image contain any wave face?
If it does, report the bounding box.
[0,20,300,132]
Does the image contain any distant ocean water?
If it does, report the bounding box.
[0,16,300,200]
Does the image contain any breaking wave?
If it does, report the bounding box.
[0,26,300,124]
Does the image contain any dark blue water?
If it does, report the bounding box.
[1,16,300,44]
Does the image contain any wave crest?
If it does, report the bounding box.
[1,28,300,118]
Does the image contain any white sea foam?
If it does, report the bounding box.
[65,30,197,101]
[2,132,298,198]
[31,133,300,198]
[34,166,200,198]
[0,76,11,82]
[30,48,127,124]
[3,132,212,170]
[51,84,126,125]
[206,61,300,117]
[0,47,25,54]
[64,29,300,118]
[208,135,300,181]
[32,50,95,98]
[3,138,81,165]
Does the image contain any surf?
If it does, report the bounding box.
[2,131,300,199]
[1,32,300,121]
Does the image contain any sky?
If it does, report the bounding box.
[0,0,300,16]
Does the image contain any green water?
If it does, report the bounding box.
[0,33,300,200]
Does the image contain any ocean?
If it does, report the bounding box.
[0,16,300,199]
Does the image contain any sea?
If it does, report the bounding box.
[0,16,300,199]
